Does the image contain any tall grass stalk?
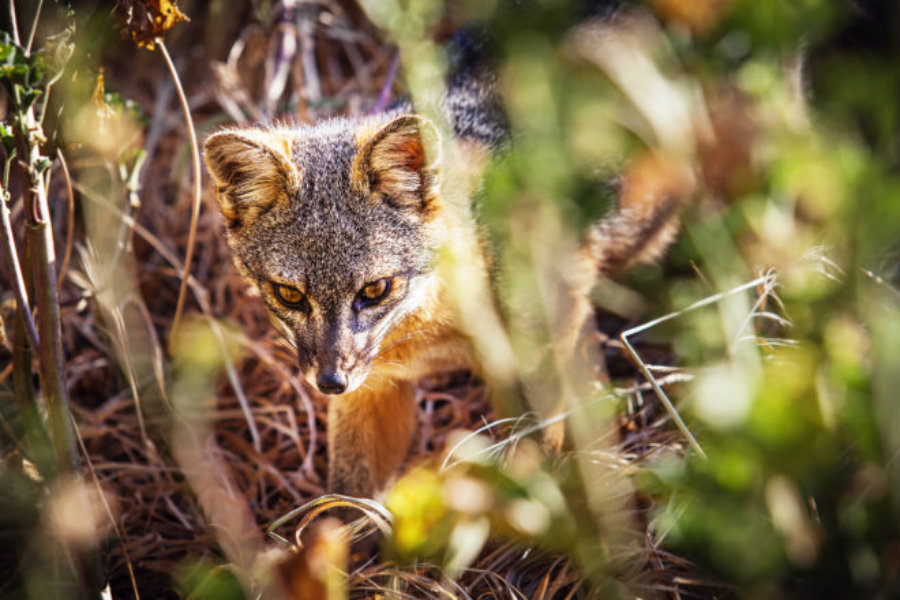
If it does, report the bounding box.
[158,39,203,349]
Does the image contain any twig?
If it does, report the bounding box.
[25,0,44,55]
[265,21,298,114]
[8,1,21,46]
[157,39,203,350]
[140,76,174,189]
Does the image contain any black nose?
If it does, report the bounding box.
[316,371,347,395]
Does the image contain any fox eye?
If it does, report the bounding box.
[356,278,392,308]
[273,283,309,311]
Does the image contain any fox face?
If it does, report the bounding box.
[204,115,442,395]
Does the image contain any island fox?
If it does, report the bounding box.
[203,31,693,498]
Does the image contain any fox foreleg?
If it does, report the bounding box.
[326,378,417,499]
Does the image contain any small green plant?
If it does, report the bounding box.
[1,10,76,476]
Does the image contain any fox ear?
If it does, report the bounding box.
[203,129,300,229]
[353,115,439,213]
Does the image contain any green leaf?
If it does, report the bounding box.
[12,83,42,109]
[34,156,52,174]
[0,64,29,79]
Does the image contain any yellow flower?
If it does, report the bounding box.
[113,0,189,50]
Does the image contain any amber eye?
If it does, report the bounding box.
[356,278,392,308]
[273,283,309,311]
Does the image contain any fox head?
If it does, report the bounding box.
[204,114,442,395]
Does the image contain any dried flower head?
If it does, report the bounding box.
[113,0,189,50]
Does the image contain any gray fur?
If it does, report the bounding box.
[209,113,441,393]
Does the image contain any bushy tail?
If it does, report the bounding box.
[547,151,694,451]
[581,151,695,281]
[443,26,510,151]
[563,151,695,368]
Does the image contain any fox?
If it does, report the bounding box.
[204,113,475,497]
[202,26,694,499]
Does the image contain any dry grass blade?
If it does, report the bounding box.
[267,494,393,547]
[350,562,463,600]
[441,389,627,471]
[619,273,781,458]
[730,268,787,350]
[55,150,76,289]
[158,39,203,350]
[237,333,316,471]
[68,409,141,600]
[439,416,522,470]
[73,180,262,450]
[208,317,263,452]
[862,267,900,301]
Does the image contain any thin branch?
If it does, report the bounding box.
[25,0,44,55]
[298,10,322,114]
[8,1,21,46]
[157,39,203,350]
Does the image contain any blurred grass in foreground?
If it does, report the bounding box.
[0,0,897,598]
[367,0,899,596]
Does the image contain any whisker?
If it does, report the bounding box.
[371,359,403,368]
[372,357,403,365]
[371,328,435,360]
[357,320,397,358]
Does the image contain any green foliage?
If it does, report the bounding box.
[0,24,73,107]
[717,0,842,53]
[624,2,899,595]
[385,437,581,572]
[175,560,246,600]
[454,0,899,595]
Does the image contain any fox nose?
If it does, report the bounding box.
[316,371,347,395]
